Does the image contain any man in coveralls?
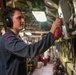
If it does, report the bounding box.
[0,7,62,75]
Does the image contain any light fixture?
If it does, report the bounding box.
[32,11,47,22]
[25,32,32,36]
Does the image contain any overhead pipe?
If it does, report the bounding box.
[47,10,57,18]
[44,0,58,9]
[47,1,58,9]
[6,0,18,6]
[12,0,15,7]
[47,16,54,22]
[46,14,55,21]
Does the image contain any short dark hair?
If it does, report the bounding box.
[2,6,21,20]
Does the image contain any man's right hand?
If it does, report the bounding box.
[50,18,63,34]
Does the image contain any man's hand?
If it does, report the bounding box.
[50,18,63,34]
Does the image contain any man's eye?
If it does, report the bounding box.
[18,17,22,19]
[17,16,24,19]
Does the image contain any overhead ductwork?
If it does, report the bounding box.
[58,0,71,24]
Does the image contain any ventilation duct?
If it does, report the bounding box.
[58,0,71,24]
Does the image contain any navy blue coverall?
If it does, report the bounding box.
[0,29,55,75]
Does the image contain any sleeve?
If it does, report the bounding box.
[4,32,56,58]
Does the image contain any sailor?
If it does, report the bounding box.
[0,6,62,75]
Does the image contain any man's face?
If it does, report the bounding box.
[12,10,25,31]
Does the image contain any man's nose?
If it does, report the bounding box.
[21,18,25,22]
